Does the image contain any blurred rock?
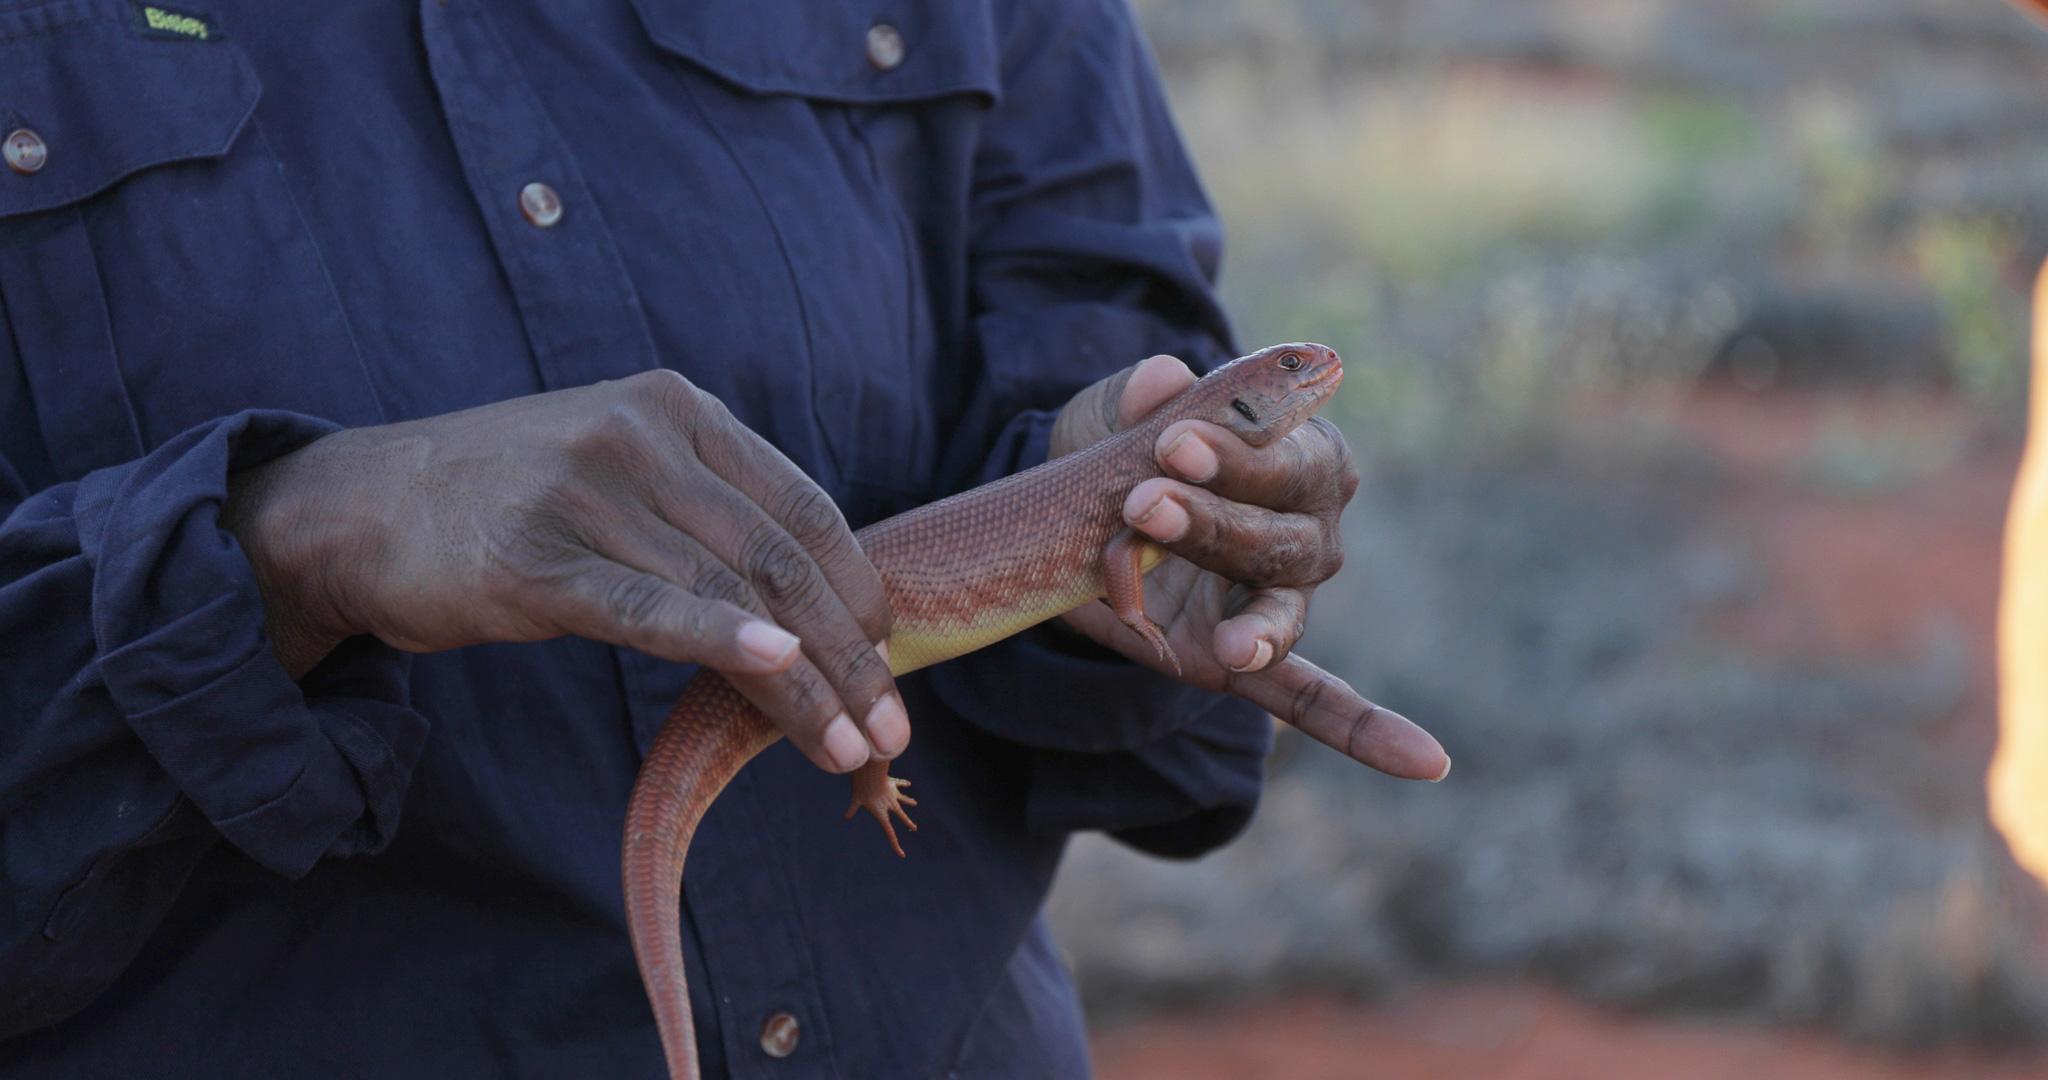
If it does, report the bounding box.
[1706,280,1948,387]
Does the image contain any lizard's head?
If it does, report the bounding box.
[1200,342,1344,447]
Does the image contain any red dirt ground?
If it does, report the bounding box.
[1089,382,2048,1079]
[1676,382,2017,749]
[1092,985,2048,1080]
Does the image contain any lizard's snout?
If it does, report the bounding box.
[1297,344,1343,388]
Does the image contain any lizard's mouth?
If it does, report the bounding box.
[1298,357,1343,393]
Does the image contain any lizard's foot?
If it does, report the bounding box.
[845,760,919,858]
[1102,529,1182,677]
[1125,614,1182,678]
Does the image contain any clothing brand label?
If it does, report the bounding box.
[130,4,216,41]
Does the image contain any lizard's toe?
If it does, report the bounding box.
[845,771,919,858]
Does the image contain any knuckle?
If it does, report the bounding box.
[678,600,718,646]
[567,406,658,480]
[1338,459,1361,502]
[1273,590,1312,644]
[826,637,888,691]
[590,400,653,449]
[743,527,819,608]
[1247,534,1312,585]
[1051,387,1107,456]
[774,481,848,552]
[863,600,895,643]
[690,566,753,610]
[1345,702,1385,760]
[779,665,832,725]
[685,396,745,468]
[1094,374,1127,432]
[626,367,698,417]
[1289,673,1332,725]
[1309,418,1360,501]
[601,574,672,634]
[1200,500,1268,577]
[629,368,733,455]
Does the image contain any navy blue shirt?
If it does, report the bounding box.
[0,1,1268,1076]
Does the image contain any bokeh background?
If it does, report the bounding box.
[1053,1,2048,1075]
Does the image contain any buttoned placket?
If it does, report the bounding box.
[418,4,844,1075]
[419,0,656,391]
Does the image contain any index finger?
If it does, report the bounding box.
[668,394,894,645]
[1226,653,1450,781]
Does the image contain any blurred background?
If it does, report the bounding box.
[1054,1,2048,1075]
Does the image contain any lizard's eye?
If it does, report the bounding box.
[1277,352,1303,371]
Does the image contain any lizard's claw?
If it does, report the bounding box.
[1130,616,1182,678]
[845,765,919,858]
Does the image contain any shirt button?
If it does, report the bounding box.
[866,23,905,71]
[4,129,48,176]
[758,1011,801,1058]
[518,181,563,228]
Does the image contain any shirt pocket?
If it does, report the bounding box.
[627,0,998,519]
[0,3,380,482]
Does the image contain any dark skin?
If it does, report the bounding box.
[225,356,1448,783]
[1053,353,1350,675]
[1055,355,1447,780]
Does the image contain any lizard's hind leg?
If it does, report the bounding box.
[1103,529,1181,676]
[846,759,918,857]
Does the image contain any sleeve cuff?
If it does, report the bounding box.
[76,410,429,878]
[1024,699,1272,857]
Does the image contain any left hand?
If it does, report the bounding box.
[1049,354,1449,782]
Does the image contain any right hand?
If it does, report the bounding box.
[222,369,906,774]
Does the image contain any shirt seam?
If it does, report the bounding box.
[666,75,841,484]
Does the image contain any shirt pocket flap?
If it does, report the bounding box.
[0,3,260,219]
[628,0,998,105]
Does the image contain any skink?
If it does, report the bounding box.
[622,342,1430,1078]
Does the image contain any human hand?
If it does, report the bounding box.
[1049,354,1448,781]
[223,370,906,774]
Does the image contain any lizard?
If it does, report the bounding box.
[621,341,1442,1078]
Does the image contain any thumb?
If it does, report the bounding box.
[1051,354,1199,458]
[1115,354,1198,428]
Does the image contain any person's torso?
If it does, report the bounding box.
[0,2,1086,1075]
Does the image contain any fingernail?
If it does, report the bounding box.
[1228,639,1274,673]
[738,622,800,667]
[1131,494,1188,542]
[823,714,869,772]
[1431,756,1453,783]
[1162,432,1218,483]
[865,693,910,757]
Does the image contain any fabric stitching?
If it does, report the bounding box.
[666,73,841,480]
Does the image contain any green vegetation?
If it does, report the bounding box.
[1150,20,2037,467]
[1914,215,2029,421]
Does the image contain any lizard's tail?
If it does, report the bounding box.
[623,673,781,1080]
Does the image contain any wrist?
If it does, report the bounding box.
[223,432,365,678]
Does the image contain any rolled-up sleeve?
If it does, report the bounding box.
[926,0,1269,856]
[0,410,429,1037]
